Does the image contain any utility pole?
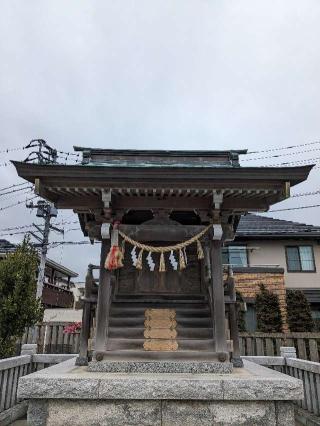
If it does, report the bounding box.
[26,200,63,299]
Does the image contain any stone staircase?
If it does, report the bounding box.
[104,294,221,361]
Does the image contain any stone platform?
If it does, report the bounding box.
[88,359,233,374]
[18,358,303,425]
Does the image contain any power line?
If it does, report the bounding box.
[262,156,320,167]
[0,223,42,232]
[268,203,320,212]
[292,189,320,198]
[64,227,81,232]
[242,147,320,162]
[246,140,320,155]
[0,188,34,203]
[57,150,80,157]
[0,229,42,237]
[47,240,100,248]
[0,146,28,154]
[0,185,33,197]
[0,195,39,212]
[0,182,30,193]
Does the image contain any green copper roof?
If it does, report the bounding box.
[73,147,247,168]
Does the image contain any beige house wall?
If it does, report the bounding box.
[245,239,320,289]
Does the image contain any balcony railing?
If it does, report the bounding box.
[42,282,74,308]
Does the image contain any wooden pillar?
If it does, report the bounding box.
[210,239,228,361]
[94,240,111,361]
[227,269,243,367]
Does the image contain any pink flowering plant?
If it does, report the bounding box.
[63,322,82,334]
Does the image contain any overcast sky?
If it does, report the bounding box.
[0,1,320,280]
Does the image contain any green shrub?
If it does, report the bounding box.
[286,289,314,332]
[256,284,282,332]
[0,238,43,358]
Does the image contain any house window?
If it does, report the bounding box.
[285,246,315,272]
[222,246,248,267]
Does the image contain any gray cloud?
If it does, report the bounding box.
[0,1,320,279]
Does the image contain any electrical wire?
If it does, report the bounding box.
[242,147,320,162]
[0,185,34,197]
[291,189,320,198]
[246,140,320,155]
[0,229,42,237]
[0,146,28,154]
[0,182,30,193]
[0,223,44,232]
[57,150,80,157]
[0,195,39,212]
[268,204,320,213]
[261,157,320,167]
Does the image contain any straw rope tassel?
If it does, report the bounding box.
[197,239,204,260]
[136,249,144,270]
[159,252,166,272]
[179,249,186,270]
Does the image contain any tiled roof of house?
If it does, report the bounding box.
[0,239,16,252]
[236,214,320,239]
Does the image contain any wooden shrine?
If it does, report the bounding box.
[13,148,313,369]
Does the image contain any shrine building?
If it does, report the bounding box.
[13,147,313,370]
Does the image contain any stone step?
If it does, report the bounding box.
[106,338,215,351]
[113,298,207,305]
[88,359,233,374]
[109,316,212,328]
[110,307,211,318]
[109,326,213,339]
[112,302,209,310]
[97,349,223,361]
[114,293,206,301]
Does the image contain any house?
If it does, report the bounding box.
[0,239,78,308]
[225,214,320,331]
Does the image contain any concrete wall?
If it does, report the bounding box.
[245,239,320,290]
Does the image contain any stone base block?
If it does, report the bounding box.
[28,399,295,426]
[18,358,303,426]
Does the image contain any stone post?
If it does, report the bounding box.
[21,343,37,355]
[280,346,297,359]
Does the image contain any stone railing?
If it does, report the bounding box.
[2,344,320,424]
[0,354,31,424]
[244,347,320,424]
[0,345,75,426]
